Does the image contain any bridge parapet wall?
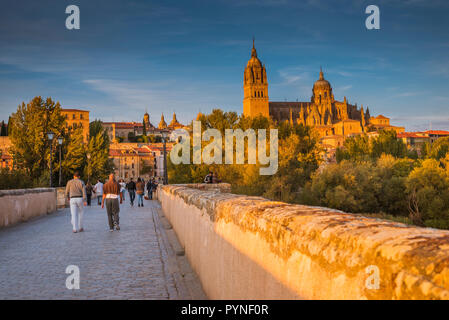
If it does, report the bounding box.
[0,188,57,228]
[158,184,449,300]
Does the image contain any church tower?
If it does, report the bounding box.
[312,68,334,125]
[243,39,269,118]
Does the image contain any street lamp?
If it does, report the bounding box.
[87,152,91,183]
[58,136,63,187]
[162,130,168,185]
[47,131,55,187]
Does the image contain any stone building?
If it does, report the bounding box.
[168,112,183,130]
[242,41,404,138]
[61,109,90,142]
[109,142,173,181]
[102,111,184,143]
[158,114,168,129]
[0,136,12,170]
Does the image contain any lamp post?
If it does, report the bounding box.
[47,131,55,187]
[162,131,168,185]
[58,136,63,187]
[87,152,91,183]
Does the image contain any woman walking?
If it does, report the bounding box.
[119,179,126,201]
[136,177,145,207]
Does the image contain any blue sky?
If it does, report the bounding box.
[0,0,449,131]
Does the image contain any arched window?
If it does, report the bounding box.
[261,91,263,97]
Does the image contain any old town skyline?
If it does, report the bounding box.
[1,1,449,131]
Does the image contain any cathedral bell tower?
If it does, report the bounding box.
[243,39,269,118]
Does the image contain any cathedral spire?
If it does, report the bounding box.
[251,37,257,58]
[319,66,324,80]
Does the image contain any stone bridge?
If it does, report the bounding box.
[1,184,449,299]
[0,188,205,299]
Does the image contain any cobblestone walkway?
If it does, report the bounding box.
[0,200,198,299]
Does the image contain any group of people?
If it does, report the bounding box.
[83,177,159,208]
[65,172,160,233]
[204,171,221,184]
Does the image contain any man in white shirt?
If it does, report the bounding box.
[65,171,87,233]
[94,179,104,206]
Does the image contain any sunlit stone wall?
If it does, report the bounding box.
[0,188,57,228]
[158,184,449,300]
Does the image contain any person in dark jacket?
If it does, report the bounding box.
[204,172,213,184]
[85,182,93,206]
[146,179,153,200]
[126,178,136,206]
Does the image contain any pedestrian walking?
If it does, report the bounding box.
[86,181,93,206]
[94,179,104,205]
[146,179,153,200]
[65,171,87,233]
[127,178,136,206]
[136,177,145,207]
[119,179,126,201]
[101,173,123,231]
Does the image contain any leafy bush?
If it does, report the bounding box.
[0,168,35,190]
[303,155,415,216]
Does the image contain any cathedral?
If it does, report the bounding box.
[243,40,402,138]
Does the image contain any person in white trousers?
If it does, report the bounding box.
[65,171,87,233]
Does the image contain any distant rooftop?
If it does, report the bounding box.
[61,108,89,113]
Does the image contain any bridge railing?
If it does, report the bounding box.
[0,188,57,228]
[157,183,449,300]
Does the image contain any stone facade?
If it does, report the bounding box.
[61,109,90,142]
[242,41,404,138]
[243,39,270,118]
[103,112,185,143]
[109,142,173,182]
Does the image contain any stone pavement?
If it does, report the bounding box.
[0,199,206,300]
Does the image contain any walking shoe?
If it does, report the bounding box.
[79,228,84,232]
[142,204,144,207]
[73,230,77,233]
[109,229,114,232]
[115,225,120,231]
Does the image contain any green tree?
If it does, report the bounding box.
[149,135,162,143]
[0,168,33,190]
[370,129,407,159]
[336,134,370,162]
[9,97,65,182]
[337,130,407,163]
[0,121,6,136]
[62,127,86,180]
[85,128,112,183]
[128,131,136,142]
[427,136,449,160]
[7,116,12,135]
[406,159,449,228]
[142,120,147,136]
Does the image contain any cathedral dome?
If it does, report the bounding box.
[244,39,267,86]
[246,56,262,68]
[313,68,331,90]
[246,41,263,68]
